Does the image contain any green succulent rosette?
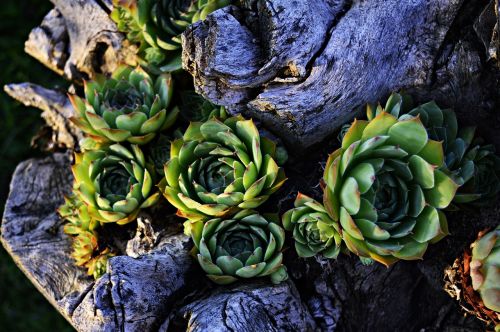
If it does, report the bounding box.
[407,103,500,205]
[70,66,178,145]
[111,0,232,71]
[282,193,342,259]
[159,115,287,221]
[324,111,458,266]
[72,144,160,225]
[368,92,500,205]
[189,210,288,284]
[470,226,500,313]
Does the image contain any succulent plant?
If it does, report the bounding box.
[59,193,112,279]
[111,0,232,71]
[70,231,100,267]
[324,110,458,265]
[282,193,342,259]
[470,226,500,313]
[86,248,115,279]
[70,66,178,145]
[159,115,287,221]
[189,209,288,284]
[59,192,100,235]
[368,92,500,205]
[72,143,160,225]
[453,139,500,205]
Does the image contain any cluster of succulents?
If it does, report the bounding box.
[283,93,500,267]
[58,193,115,279]
[60,65,179,278]
[59,0,500,304]
[111,0,232,72]
[59,0,291,284]
[159,115,289,284]
[61,66,288,283]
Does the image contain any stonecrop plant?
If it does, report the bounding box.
[189,210,288,284]
[59,193,115,278]
[159,115,287,223]
[69,66,178,145]
[283,93,500,267]
[282,193,342,259]
[72,144,160,225]
[470,226,500,314]
[322,110,457,265]
[111,0,232,71]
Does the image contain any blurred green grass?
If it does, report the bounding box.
[0,0,72,330]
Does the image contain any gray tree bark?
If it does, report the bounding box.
[2,0,500,331]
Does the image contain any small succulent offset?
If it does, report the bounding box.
[368,92,500,205]
[72,144,160,225]
[160,115,287,222]
[69,66,178,145]
[470,226,500,314]
[324,110,458,265]
[87,249,115,279]
[189,210,288,284]
[111,0,232,71]
[282,193,342,259]
[59,194,114,279]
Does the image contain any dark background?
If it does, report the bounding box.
[0,1,72,330]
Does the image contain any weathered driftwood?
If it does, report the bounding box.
[25,0,132,81]
[183,0,500,150]
[167,281,317,331]
[4,83,82,149]
[3,0,500,331]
